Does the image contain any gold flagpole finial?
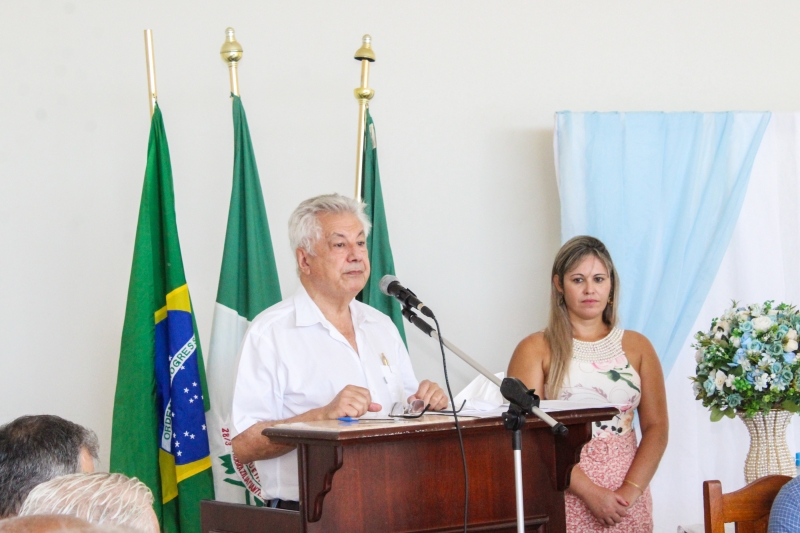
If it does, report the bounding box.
[354,34,376,62]
[144,29,157,118]
[353,35,375,200]
[220,27,243,96]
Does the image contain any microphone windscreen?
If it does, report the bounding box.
[379,275,400,296]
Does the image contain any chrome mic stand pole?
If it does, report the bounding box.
[401,306,567,533]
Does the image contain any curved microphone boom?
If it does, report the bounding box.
[379,275,435,318]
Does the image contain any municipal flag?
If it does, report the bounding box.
[357,109,406,342]
[111,104,215,533]
[206,95,282,505]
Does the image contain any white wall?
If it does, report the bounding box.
[2,2,800,531]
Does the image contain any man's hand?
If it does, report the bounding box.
[408,380,448,410]
[319,385,381,420]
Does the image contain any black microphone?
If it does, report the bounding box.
[500,377,568,436]
[500,377,540,412]
[379,275,435,318]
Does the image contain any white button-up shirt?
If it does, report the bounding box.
[231,285,419,501]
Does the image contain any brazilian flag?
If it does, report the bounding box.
[357,109,406,343]
[111,104,215,533]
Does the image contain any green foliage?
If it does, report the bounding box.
[693,301,800,421]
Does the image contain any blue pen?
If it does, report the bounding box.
[337,416,359,422]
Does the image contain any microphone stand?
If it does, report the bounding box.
[401,305,568,533]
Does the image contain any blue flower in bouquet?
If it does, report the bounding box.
[740,333,750,347]
[769,343,785,357]
[694,301,800,421]
[727,393,743,408]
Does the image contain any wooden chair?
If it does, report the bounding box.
[704,475,792,533]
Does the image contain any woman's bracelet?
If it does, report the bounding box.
[623,479,643,492]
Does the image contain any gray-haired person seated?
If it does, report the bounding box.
[0,415,99,518]
[17,473,157,533]
[0,515,134,533]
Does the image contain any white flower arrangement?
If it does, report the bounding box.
[692,301,800,421]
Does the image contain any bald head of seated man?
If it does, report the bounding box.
[0,515,133,532]
[0,415,98,518]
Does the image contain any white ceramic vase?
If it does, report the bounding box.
[738,410,795,483]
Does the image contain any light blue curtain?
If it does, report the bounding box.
[556,112,771,376]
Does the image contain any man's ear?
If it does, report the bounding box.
[296,248,312,276]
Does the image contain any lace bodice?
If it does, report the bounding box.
[559,327,641,437]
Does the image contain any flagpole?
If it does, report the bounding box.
[144,30,157,118]
[353,35,375,200]
[220,27,243,96]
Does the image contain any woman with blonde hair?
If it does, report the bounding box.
[508,236,668,532]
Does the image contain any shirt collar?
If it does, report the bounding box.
[293,284,377,328]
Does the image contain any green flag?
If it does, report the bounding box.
[206,95,282,505]
[357,109,406,343]
[111,104,215,533]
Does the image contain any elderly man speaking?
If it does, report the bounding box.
[231,193,447,510]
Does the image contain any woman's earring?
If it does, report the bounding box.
[559,293,565,306]
[608,296,614,306]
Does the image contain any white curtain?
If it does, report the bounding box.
[651,113,800,531]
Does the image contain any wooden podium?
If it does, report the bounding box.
[201,407,616,533]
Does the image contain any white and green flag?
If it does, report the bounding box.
[206,95,281,505]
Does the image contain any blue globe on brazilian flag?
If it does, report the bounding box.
[111,104,214,533]
[155,285,212,503]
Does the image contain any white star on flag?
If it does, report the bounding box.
[201,425,206,431]
[194,395,198,399]
[192,382,197,387]
[175,441,180,447]
[184,431,189,436]
[184,388,189,393]
[189,399,194,403]
[177,451,182,457]
[190,434,195,439]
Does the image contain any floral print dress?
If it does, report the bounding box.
[560,327,653,532]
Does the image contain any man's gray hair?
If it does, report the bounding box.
[0,514,135,532]
[0,415,100,517]
[19,473,156,533]
[288,193,371,255]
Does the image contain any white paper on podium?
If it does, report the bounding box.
[451,373,622,418]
